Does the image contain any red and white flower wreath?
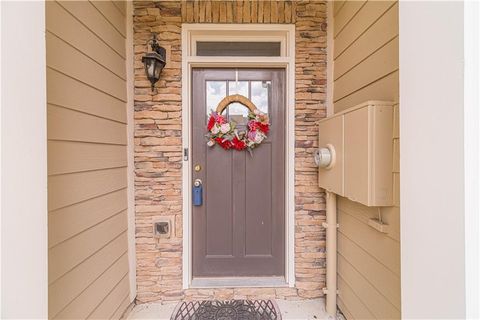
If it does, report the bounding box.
[206,109,270,152]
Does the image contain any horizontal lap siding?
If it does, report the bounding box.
[333,1,400,319]
[46,1,130,319]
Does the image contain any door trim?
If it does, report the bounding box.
[181,24,296,289]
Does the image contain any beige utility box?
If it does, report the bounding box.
[318,101,394,207]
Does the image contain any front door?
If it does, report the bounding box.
[192,69,286,278]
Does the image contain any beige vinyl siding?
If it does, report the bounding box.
[46,1,130,319]
[333,1,400,319]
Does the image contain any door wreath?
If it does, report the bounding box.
[206,94,270,152]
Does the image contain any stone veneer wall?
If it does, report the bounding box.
[133,0,327,303]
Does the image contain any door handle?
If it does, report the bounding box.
[193,179,203,206]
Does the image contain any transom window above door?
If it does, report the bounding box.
[186,26,293,57]
[196,41,281,56]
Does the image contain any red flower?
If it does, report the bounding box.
[248,120,258,131]
[207,116,216,131]
[232,137,246,150]
[222,140,232,149]
[215,114,226,125]
[257,122,269,134]
[215,137,232,150]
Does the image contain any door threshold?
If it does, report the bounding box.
[191,276,288,288]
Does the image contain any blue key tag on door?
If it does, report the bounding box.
[193,179,202,206]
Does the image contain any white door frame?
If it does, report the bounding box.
[181,24,296,289]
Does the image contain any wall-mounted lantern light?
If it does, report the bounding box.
[142,34,166,92]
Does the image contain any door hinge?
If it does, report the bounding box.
[183,148,189,161]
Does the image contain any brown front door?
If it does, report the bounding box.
[192,69,285,278]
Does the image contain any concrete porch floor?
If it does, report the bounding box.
[127,298,342,320]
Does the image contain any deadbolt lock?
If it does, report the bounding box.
[194,164,202,172]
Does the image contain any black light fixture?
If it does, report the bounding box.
[142,34,166,92]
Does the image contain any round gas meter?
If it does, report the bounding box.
[314,144,336,169]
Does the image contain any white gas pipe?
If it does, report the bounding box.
[315,147,338,316]
[323,191,337,316]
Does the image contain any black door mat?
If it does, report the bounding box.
[171,300,282,320]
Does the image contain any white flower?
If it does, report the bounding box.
[211,125,220,134]
[207,140,215,147]
[254,133,264,144]
[220,123,231,134]
[254,109,260,115]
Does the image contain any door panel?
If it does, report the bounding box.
[205,147,233,257]
[245,145,272,256]
[192,69,285,278]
